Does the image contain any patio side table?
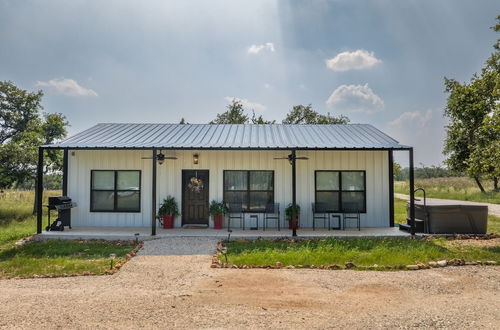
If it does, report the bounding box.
[329,214,342,230]
[248,214,260,230]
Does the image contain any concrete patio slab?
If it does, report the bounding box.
[36,226,410,241]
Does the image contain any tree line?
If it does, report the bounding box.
[393,163,463,181]
[180,100,349,125]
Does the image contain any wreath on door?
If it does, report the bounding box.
[188,176,204,193]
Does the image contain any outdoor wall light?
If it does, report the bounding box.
[193,153,199,165]
[157,153,165,165]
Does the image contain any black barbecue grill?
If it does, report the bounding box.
[45,196,77,231]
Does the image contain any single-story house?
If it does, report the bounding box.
[37,123,417,235]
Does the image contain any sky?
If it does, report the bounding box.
[1,0,498,166]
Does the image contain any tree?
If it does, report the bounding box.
[0,81,68,189]
[393,161,402,180]
[282,104,349,124]
[209,99,249,124]
[468,107,500,191]
[443,16,499,192]
[179,117,187,124]
[251,110,275,124]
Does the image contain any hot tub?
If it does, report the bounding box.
[407,200,488,234]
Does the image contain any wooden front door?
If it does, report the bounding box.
[182,170,209,226]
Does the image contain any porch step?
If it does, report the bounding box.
[182,224,209,229]
[398,223,411,232]
[402,218,425,232]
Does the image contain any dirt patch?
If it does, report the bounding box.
[194,270,329,309]
[445,237,500,248]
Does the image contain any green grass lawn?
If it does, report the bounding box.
[394,177,500,204]
[0,190,139,279]
[0,190,61,250]
[394,197,407,225]
[0,240,137,278]
[221,237,499,269]
[394,197,500,234]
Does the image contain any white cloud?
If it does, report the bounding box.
[224,96,267,112]
[325,84,383,114]
[36,78,98,97]
[388,109,432,128]
[387,109,448,166]
[247,42,275,54]
[326,49,381,72]
[263,83,271,89]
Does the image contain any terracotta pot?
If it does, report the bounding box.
[288,217,299,230]
[162,215,174,229]
[213,214,224,229]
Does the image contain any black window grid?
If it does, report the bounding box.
[315,170,367,213]
[223,170,274,213]
[90,170,141,213]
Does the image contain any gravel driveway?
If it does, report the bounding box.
[0,238,499,329]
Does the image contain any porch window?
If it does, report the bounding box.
[91,170,141,212]
[223,170,274,212]
[315,170,366,212]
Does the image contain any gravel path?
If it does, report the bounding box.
[138,237,219,256]
[0,238,499,329]
[395,193,500,217]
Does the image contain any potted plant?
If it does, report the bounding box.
[209,200,227,229]
[158,196,179,229]
[285,203,301,230]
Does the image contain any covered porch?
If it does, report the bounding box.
[36,226,410,241]
[37,124,417,237]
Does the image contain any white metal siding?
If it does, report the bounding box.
[68,150,389,228]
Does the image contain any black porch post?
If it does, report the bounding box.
[291,149,297,237]
[388,150,394,227]
[409,148,415,236]
[62,149,68,196]
[36,147,44,234]
[151,148,157,236]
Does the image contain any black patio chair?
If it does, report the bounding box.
[312,202,329,231]
[342,203,361,231]
[227,203,245,231]
[264,203,280,231]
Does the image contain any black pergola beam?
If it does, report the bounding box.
[388,150,394,227]
[36,147,44,234]
[291,149,298,237]
[409,148,415,236]
[151,148,157,236]
[62,149,68,196]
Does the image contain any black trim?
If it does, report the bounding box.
[223,170,274,213]
[409,148,415,235]
[90,170,142,213]
[36,147,44,234]
[62,149,68,196]
[314,170,367,213]
[43,146,412,151]
[388,150,394,227]
[291,149,297,236]
[152,148,157,235]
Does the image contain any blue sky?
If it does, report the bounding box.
[1,0,498,165]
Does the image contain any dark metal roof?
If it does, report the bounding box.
[44,123,410,150]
